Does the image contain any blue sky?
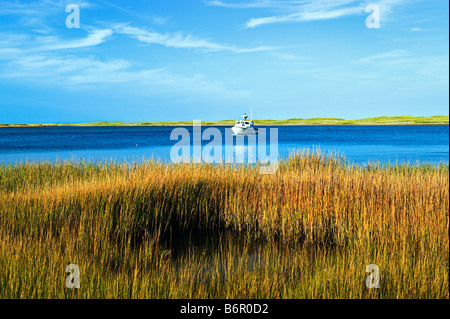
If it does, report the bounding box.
[0,0,448,123]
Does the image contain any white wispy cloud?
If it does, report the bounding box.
[246,5,364,28]
[409,27,437,32]
[4,54,150,84]
[0,0,92,13]
[353,50,449,86]
[270,52,309,61]
[0,53,248,100]
[284,49,448,87]
[111,24,276,53]
[38,29,113,51]
[1,21,271,56]
[0,0,93,34]
[0,0,276,54]
[208,0,411,28]
[355,49,411,64]
[0,29,113,58]
[0,48,22,60]
[205,0,308,9]
[0,2,275,99]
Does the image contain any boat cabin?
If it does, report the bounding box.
[234,114,253,127]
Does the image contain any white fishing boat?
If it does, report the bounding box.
[231,113,258,136]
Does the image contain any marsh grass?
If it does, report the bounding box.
[0,151,448,298]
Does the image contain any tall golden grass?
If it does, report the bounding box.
[0,151,448,298]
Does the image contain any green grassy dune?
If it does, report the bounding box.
[1,116,448,127]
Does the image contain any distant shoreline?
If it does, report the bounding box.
[3,123,448,128]
[1,116,448,127]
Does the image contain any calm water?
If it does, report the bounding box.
[0,125,448,166]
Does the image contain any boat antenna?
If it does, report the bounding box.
[250,92,253,121]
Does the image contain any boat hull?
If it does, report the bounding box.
[231,127,259,136]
